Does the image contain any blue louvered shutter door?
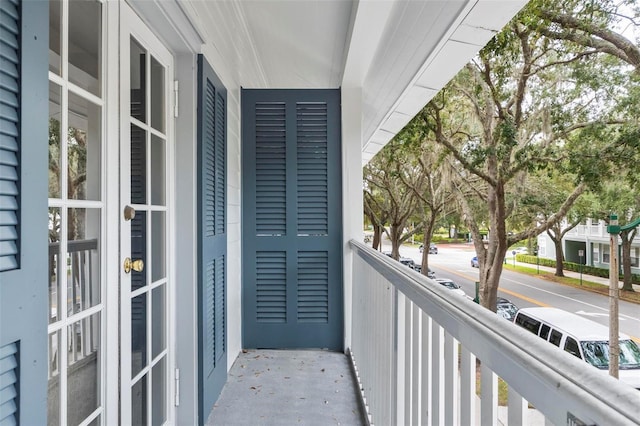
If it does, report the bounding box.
[242,90,342,350]
[0,1,48,424]
[196,55,227,425]
[0,0,20,272]
[0,2,20,424]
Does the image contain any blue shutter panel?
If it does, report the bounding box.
[241,89,343,350]
[0,1,47,424]
[296,102,328,236]
[0,0,20,272]
[255,102,286,236]
[256,251,287,323]
[297,251,328,322]
[197,55,227,426]
[215,93,225,236]
[0,342,18,426]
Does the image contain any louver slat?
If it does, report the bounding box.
[296,103,328,236]
[215,92,225,235]
[203,260,215,376]
[0,342,18,426]
[0,0,20,272]
[256,251,286,323]
[297,251,329,323]
[204,81,216,237]
[214,256,225,361]
[255,103,286,236]
[203,256,226,374]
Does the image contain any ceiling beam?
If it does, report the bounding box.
[341,0,397,88]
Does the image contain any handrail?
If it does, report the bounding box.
[349,239,640,425]
[49,238,99,256]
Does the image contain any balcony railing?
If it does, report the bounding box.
[349,240,640,425]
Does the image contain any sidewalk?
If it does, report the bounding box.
[508,256,640,294]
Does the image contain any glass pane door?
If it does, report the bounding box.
[120,5,173,425]
[48,1,105,425]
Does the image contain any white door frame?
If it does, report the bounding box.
[104,2,120,423]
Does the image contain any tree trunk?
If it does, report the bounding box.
[372,224,382,251]
[553,237,565,277]
[620,230,635,292]
[390,223,402,259]
[474,183,508,311]
[421,213,437,277]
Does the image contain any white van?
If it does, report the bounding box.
[513,307,640,390]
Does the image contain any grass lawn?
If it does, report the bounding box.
[502,263,640,304]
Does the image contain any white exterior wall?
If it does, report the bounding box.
[181,0,269,373]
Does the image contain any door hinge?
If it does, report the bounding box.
[174,368,180,406]
[173,80,179,118]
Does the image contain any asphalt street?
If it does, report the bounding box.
[379,241,640,341]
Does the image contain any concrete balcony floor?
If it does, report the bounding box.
[206,349,366,426]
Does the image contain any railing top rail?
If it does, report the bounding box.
[49,238,99,256]
[350,240,640,426]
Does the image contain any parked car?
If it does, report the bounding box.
[426,268,435,279]
[419,243,438,254]
[470,256,479,268]
[512,246,528,254]
[434,278,466,297]
[496,297,519,321]
[399,257,416,269]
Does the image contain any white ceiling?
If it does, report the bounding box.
[238,1,354,88]
[201,0,529,161]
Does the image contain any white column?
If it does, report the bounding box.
[341,87,363,350]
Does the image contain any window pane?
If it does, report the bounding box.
[49,83,62,199]
[131,375,147,426]
[150,56,165,132]
[130,38,146,122]
[150,135,165,206]
[67,208,101,315]
[152,285,166,358]
[49,0,62,75]
[152,358,166,426]
[49,207,61,324]
[68,92,102,201]
[131,124,147,204]
[132,293,148,378]
[47,331,61,426]
[68,0,102,96]
[67,313,101,426]
[131,211,148,291]
[151,211,166,283]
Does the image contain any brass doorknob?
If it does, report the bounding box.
[124,205,136,221]
[124,257,144,274]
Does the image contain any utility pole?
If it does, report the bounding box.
[607,215,640,379]
[607,214,619,378]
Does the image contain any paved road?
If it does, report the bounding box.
[383,242,640,341]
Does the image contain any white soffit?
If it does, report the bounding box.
[395,86,437,116]
[381,111,413,134]
[238,1,353,88]
[415,40,483,90]
[361,0,529,164]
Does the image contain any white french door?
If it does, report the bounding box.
[47,2,174,424]
[119,4,174,425]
